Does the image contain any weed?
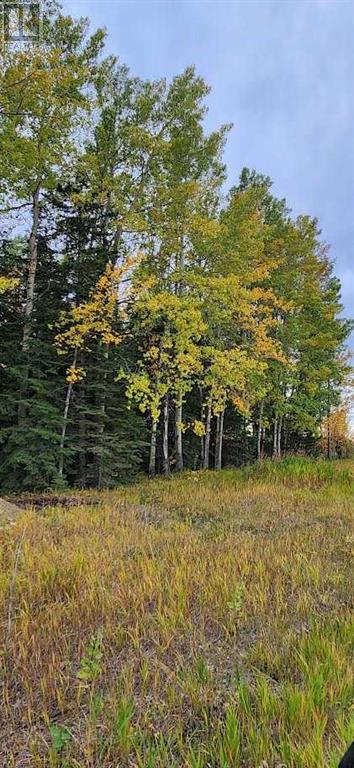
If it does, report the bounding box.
[48,724,71,767]
[77,632,103,685]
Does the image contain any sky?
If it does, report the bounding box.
[64,0,354,345]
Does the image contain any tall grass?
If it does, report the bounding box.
[0,459,353,766]
[241,455,353,487]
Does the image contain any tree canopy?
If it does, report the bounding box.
[0,4,352,489]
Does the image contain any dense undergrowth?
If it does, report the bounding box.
[0,458,353,767]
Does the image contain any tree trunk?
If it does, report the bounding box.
[283,415,288,452]
[174,232,184,472]
[58,348,78,479]
[214,409,224,470]
[257,399,264,460]
[162,394,170,476]
[175,393,183,472]
[273,416,278,458]
[327,380,332,459]
[58,380,73,479]
[18,186,40,422]
[97,345,109,489]
[203,404,212,469]
[22,186,40,353]
[78,360,87,487]
[149,419,157,477]
[277,414,282,458]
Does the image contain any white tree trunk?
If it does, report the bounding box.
[273,416,278,458]
[203,404,212,469]
[214,409,224,470]
[277,415,282,458]
[162,394,170,475]
[58,348,78,478]
[257,399,264,460]
[175,393,183,472]
[149,419,157,477]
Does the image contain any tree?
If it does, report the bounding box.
[122,288,205,476]
[321,400,354,459]
[0,9,105,407]
[0,235,67,489]
[0,13,351,491]
[192,184,286,469]
[231,171,350,459]
[136,67,229,470]
[55,260,133,478]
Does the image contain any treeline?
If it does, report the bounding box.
[0,5,351,490]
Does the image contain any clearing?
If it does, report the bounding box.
[1,458,353,767]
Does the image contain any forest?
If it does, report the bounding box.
[0,3,352,492]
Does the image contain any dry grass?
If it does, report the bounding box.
[1,459,353,767]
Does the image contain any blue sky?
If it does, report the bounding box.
[64,0,354,343]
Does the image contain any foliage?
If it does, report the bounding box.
[321,399,354,458]
[0,3,351,488]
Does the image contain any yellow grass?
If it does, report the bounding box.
[1,460,353,767]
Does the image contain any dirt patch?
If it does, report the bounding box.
[0,496,23,523]
[12,495,100,511]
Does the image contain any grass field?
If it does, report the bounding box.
[1,458,353,767]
